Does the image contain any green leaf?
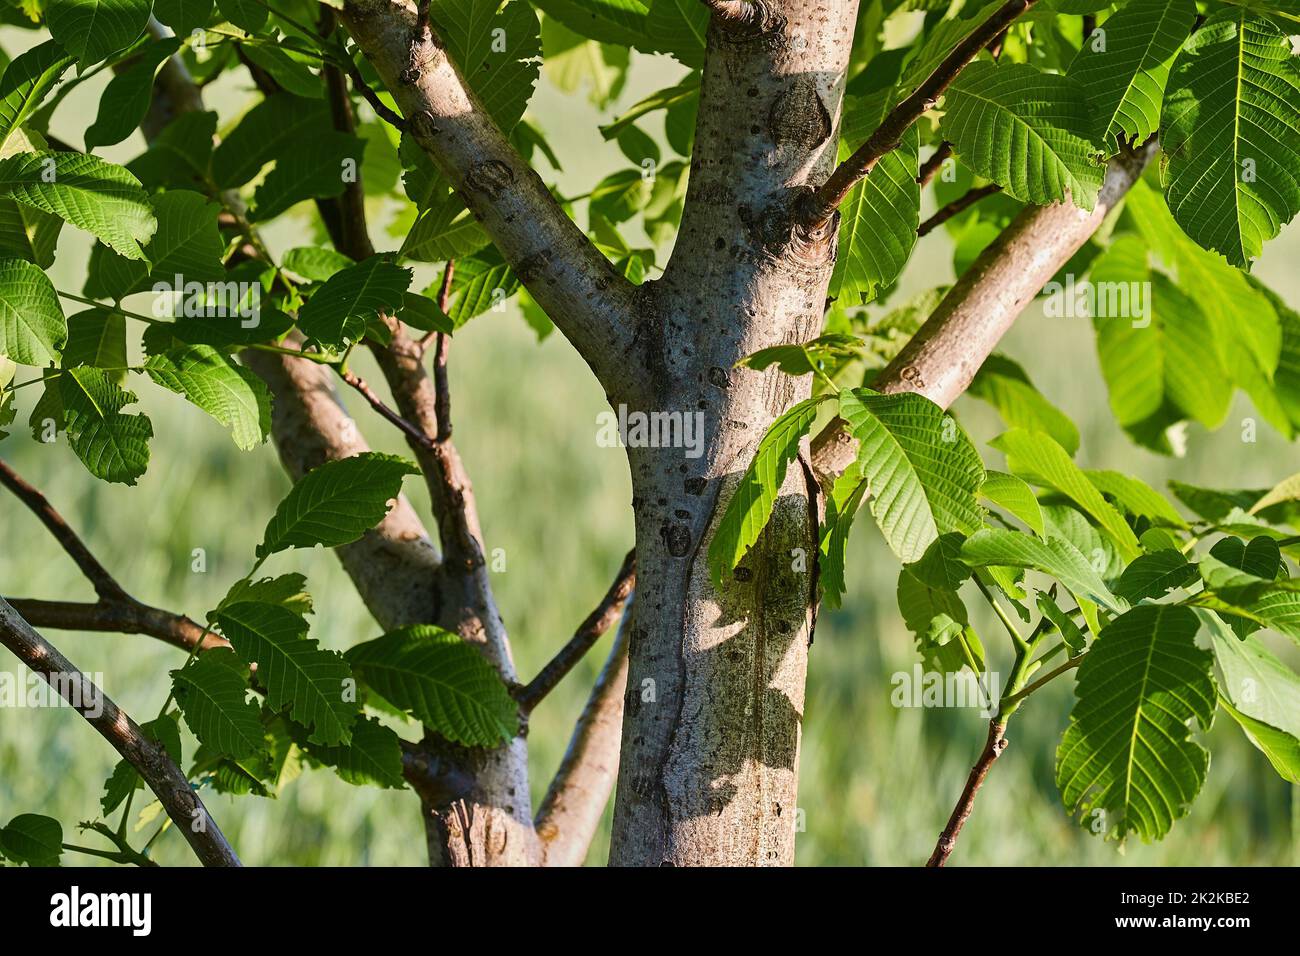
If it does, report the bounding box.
[63,309,127,381]
[296,256,412,350]
[59,366,152,484]
[216,0,266,32]
[1038,589,1088,651]
[297,715,405,789]
[0,813,62,866]
[127,110,217,191]
[214,601,358,746]
[0,40,75,154]
[897,561,985,674]
[939,60,1105,208]
[1088,235,1231,435]
[171,649,266,760]
[967,354,1080,456]
[645,0,708,66]
[736,334,863,378]
[1168,479,1259,523]
[257,452,420,559]
[239,41,323,99]
[1219,698,1300,782]
[250,129,366,222]
[0,151,156,259]
[211,93,331,189]
[1160,8,1300,267]
[345,625,518,747]
[46,0,151,64]
[960,528,1124,628]
[431,0,541,132]
[398,292,454,335]
[1251,472,1300,515]
[219,573,313,618]
[1085,469,1188,528]
[991,428,1141,560]
[446,252,519,326]
[1066,0,1197,152]
[837,388,986,563]
[283,246,354,283]
[85,38,182,149]
[832,93,919,307]
[1202,610,1300,782]
[0,256,66,365]
[708,395,828,586]
[1115,549,1197,603]
[145,345,272,450]
[154,0,215,35]
[979,470,1045,536]
[532,0,653,49]
[399,188,489,262]
[1056,604,1215,842]
[89,190,227,300]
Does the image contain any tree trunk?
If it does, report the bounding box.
[608,0,859,866]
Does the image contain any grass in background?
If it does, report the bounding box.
[0,30,1296,867]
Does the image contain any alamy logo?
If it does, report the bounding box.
[1042,274,1152,328]
[890,665,1002,718]
[0,671,103,718]
[596,404,706,459]
[50,886,152,936]
[151,274,262,329]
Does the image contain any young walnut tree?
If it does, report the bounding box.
[0,0,1298,868]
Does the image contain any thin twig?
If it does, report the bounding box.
[0,459,127,602]
[535,596,634,865]
[0,599,241,867]
[999,654,1083,708]
[917,183,1003,237]
[917,142,953,187]
[418,259,455,355]
[516,550,636,712]
[0,459,222,652]
[802,0,1038,225]
[926,719,1007,867]
[339,368,437,452]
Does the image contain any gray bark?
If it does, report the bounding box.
[608,1,860,866]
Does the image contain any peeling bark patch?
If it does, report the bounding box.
[465,159,514,199]
[768,78,831,152]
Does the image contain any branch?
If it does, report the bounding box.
[802,0,1038,225]
[917,183,1002,237]
[516,550,635,713]
[0,459,223,652]
[917,142,954,187]
[4,599,220,653]
[0,458,126,602]
[534,597,633,866]
[337,0,641,396]
[0,599,242,867]
[810,142,1157,483]
[926,719,1007,867]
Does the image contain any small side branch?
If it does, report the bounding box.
[917,184,1003,237]
[0,459,222,652]
[802,0,1037,225]
[699,0,776,31]
[917,142,953,187]
[0,599,242,867]
[516,550,636,713]
[535,598,634,866]
[927,719,1008,867]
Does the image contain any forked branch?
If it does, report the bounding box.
[0,459,223,652]
[516,550,636,713]
[0,598,241,867]
[802,0,1038,226]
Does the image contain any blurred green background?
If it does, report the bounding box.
[1,25,1297,867]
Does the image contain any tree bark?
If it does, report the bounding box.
[608,1,859,866]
